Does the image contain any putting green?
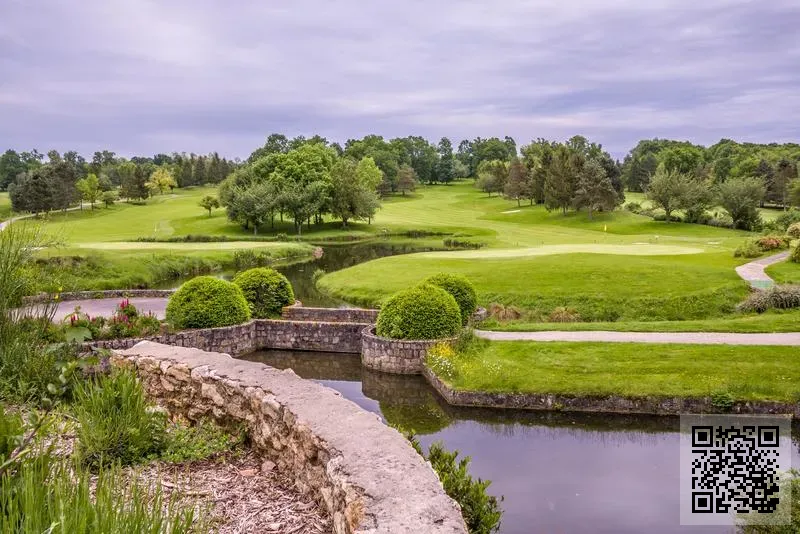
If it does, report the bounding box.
[73,241,299,251]
[416,243,704,259]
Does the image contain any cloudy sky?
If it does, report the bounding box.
[2,0,798,159]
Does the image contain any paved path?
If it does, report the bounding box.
[54,298,168,321]
[475,329,800,345]
[735,251,790,289]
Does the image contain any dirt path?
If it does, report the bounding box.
[734,251,790,289]
[474,329,800,345]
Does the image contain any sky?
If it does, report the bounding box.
[1,0,799,160]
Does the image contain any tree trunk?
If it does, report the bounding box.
[517,198,521,207]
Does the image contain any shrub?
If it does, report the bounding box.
[425,440,502,533]
[160,420,243,463]
[774,210,800,232]
[756,235,790,251]
[548,306,581,323]
[737,285,800,313]
[733,240,763,258]
[376,284,461,340]
[232,267,294,318]
[707,215,734,229]
[0,406,23,462]
[74,370,167,468]
[443,238,486,250]
[792,245,800,264]
[487,303,523,321]
[425,273,478,325]
[624,201,641,213]
[787,222,800,239]
[166,276,251,329]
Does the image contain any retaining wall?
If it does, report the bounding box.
[361,327,456,375]
[86,319,368,355]
[283,305,379,324]
[114,342,466,534]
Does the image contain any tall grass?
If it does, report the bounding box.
[0,454,201,534]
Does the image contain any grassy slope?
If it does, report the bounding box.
[766,259,800,284]
[0,192,10,221]
[442,341,800,402]
[319,183,754,320]
[478,309,800,333]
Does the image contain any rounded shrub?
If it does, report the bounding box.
[792,244,800,264]
[232,267,294,318]
[787,222,800,240]
[166,276,251,329]
[376,284,461,340]
[424,273,477,325]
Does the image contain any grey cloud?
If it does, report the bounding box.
[1,0,798,159]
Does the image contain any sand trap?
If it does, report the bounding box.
[75,241,299,251]
[416,243,704,259]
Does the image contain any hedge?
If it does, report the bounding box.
[166,276,251,329]
[424,273,478,325]
[232,268,294,318]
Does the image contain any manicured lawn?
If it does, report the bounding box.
[318,251,749,321]
[479,309,800,333]
[766,258,800,285]
[440,341,800,402]
[0,192,10,220]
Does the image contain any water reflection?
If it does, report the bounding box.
[242,350,797,533]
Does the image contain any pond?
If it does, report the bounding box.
[162,240,440,307]
[240,349,800,534]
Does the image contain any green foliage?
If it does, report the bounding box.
[737,285,800,313]
[159,420,243,463]
[425,343,459,381]
[198,194,220,216]
[232,267,294,318]
[739,471,800,533]
[787,222,800,239]
[717,177,765,230]
[376,284,462,340]
[74,370,167,468]
[646,166,690,222]
[424,273,478,325]
[0,407,23,461]
[792,244,800,264]
[166,276,251,329]
[548,306,581,323]
[426,441,503,534]
[0,453,202,533]
[734,240,763,258]
[710,391,735,412]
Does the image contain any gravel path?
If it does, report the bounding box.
[735,251,790,289]
[475,329,800,345]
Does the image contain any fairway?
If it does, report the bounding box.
[75,241,300,251]
[415,243,703,259]
[0,192,10,220]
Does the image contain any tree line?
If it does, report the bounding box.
[0,149,238,213]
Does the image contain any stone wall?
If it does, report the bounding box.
[86,319,368,355]
[361,327,456,375]
[24,289,176,304]
[282,305,379,324]
[114,342,467,534]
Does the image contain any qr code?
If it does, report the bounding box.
[680,414,791,526]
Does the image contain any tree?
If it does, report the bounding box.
[543,146,578,214]
[227,181,278,234]
[145,168,177,195]
[199,195,220,216]
[682,179,714,224]
[280,181,330,235]
[789,180,800,208]
[8,168,54,213]
[48,160,81,211]
[646,166,689,222]
[118,162,147,201]
[770,160,797,208]
[397,164,418,196]
[504,159,529,206]
[330,157,382,227]
[0,150,26,191]
[101,190,117,208]
[453,160,469,180]
[717,177,765,230]
[475,160,507,197]
[436,137,455,184]
[573,159,617,219]
[76,173,102,209]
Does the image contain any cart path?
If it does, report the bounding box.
[474,329,800,345]
[735,251,790,289]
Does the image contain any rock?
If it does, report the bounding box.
[261,460,276,473]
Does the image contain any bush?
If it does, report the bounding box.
[548,306,581,323]
[74,370,167,468]
[737,285,800,313]
[487,303,524,321]
[774,210,800,232]
[624,202,641,213]
[792,245,800,264]
[756,235,790,251]
[376,284,461,340]
[166,276,251,329]
[232,268,294,318]
[425,273,478,325]
[0,406,23,462]
[787,222,800,239]
[443,238,486,250]
[734,240,764,258]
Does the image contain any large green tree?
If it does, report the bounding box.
[436,137,455,184]
[573,159,617,219]
[717,177,765,230]
[646,166,689,222]
[76,173,102,209]
[330,157,382,227]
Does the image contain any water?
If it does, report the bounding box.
[240,350,800,534]
[161,240,439,306]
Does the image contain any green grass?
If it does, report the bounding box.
[440,341,800,402]
[479,309,800,333]
[0,192,10,221]
[766,259,800,284]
